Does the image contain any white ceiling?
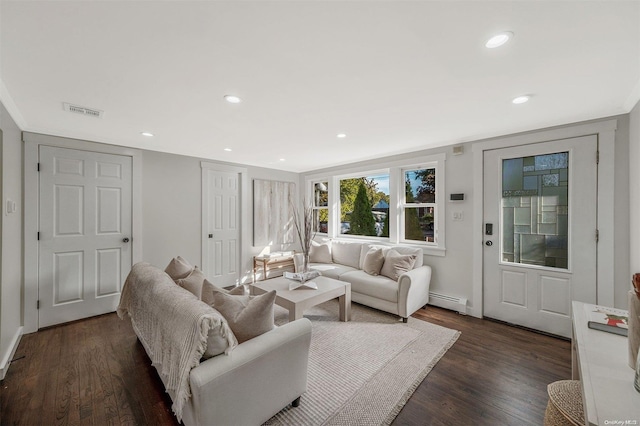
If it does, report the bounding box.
[1,1,639,173]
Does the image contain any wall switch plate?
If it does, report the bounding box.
[452,211,463,221]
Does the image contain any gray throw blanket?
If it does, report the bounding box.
[117,262,236,422]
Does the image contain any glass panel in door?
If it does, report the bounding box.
[501,152,569,269]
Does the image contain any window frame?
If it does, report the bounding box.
[399,165,439,245]
[304,153,446,256]
[336,170,390,240]
[310,179,329,235]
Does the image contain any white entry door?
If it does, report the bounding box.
[202,168,240,287]
[483,136,598,337]
[39,146,132,328]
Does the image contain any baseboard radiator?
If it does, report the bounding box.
[428,292,467,315]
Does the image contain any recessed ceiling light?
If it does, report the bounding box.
[224,95,242,104]
[279,158,286,162]
[512,95,530,104]
[486,31,513,49]
[337,133,347,138]
[141,132,154,137]
[224,148,232,152]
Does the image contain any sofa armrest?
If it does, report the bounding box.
[186,318,312,426]
[397,265,432,318]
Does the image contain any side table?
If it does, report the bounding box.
[253,253,295,282]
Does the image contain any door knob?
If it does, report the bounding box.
[485,240,493,246]
[123,237,130,243]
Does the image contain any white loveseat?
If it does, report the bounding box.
[305,240,432,322]
[117,262,312,426]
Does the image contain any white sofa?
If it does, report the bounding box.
[305,240,432,322]
[117,262,312,426]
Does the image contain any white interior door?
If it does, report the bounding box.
[483,136,598,337]
[203,169,240,287]
[38,146,132,328]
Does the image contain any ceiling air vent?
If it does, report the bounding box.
[63,102,103,118]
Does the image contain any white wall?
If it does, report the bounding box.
[630,100,640,280]
[141,150,299,283]
[302,115,631,313]
[300,143,475,309]
[0,100,23,378]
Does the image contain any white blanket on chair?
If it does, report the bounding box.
[117,262,236,422]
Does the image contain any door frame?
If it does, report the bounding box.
[471,119,618,319]
[200,161,249,284]
[23,132,142,333]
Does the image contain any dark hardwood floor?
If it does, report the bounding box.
[1,306,570,425]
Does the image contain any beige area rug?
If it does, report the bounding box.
[264,300,461,426]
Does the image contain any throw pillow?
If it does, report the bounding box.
[165,256,194,281]
[309,240,332,263]
[212,290,276,343]
[203,307,239,359]
[380,249,417,280]
[201,279,245,306]
[331,240,362,268]
[176,267,206,299]
[362,247,385,276]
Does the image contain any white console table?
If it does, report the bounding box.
[572,301,640,425]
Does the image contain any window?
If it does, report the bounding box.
[402,167,436,243]
[339,174,389,237]
[312,181,328,234]
[305,153,445,254]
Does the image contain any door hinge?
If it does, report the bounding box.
[596,229,599,243]
[37,162,40,172]
[37,232,40,241]
[596,151,599,164]
[37,300,40,310]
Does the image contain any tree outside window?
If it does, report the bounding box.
[339,174,389,237]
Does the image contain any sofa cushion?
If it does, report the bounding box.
[380,250,417,280]
[201,279,245,306]
[203,305,239,359]
[331,240,363,268]
[176,266,206,299]
[359,244,391,269]
[310,262,359,280]
[390,246,423,268]
[211,290,277,343]
[165,256,194,281]
[309,240,332,263]
[340,270,398,303]
[362,247,385,275]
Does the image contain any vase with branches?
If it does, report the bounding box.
[292,201,315,273]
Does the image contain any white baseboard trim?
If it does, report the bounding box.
[0,326,23,380]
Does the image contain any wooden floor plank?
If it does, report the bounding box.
[1,306,571,426]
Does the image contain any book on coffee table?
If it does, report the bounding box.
[587,305,628,336]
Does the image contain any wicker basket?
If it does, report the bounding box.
[543,380,585,426]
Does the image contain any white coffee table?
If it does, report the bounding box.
[250,275,351,322]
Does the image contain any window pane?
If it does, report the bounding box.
[313,209,328,233]
[314,181,328,207]
[404,206,434,242]
[339,174,389,237]
[501,152,569,268]
[405,168,435,203]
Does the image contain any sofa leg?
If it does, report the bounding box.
[402,317,408,323]
[292,396,301,407]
